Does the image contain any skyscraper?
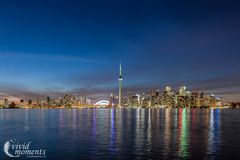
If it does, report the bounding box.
[118,63,123,107]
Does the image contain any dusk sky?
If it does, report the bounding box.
[0,0,239,101]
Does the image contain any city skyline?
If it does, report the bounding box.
[0,0,240,102]
[0,62,231,107]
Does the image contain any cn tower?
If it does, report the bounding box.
[118,62,123,107]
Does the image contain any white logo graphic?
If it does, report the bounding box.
[4,140,20,157]
[3,139,46,158]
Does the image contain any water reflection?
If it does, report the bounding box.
[0,108,236,160]
[146,109,152,156]
[208,109,221,158]
[109,109,116,156]
[164,109,171,155]
[178,109,190,159]
[24,109,29,131]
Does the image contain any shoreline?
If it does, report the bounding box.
[0,107,237,109]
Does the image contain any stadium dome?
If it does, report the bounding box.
[94,100,110,107]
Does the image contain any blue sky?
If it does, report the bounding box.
[0,0,240,101]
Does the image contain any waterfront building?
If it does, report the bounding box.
[28,99,32,105]
[47,96,51,104]
[4,99,9,108]
[150,89,156,107]
[109,94,114,107]
[215,97,223,107]
[151,89,156,97]
[132,95,138,107]
[127,92,133,107]
[156,90,160,97]
[179,86,186,96]
[136,94,141,106]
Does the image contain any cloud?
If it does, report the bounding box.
[1,74,240,102]
[0,83,65,101]
[0,52,95,63]
[188,75,240,91]
[64,72,116,88]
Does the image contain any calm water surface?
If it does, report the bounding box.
[1,109,240,159]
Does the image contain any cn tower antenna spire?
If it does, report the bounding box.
[118,62,123,107]
[120,62,122,76]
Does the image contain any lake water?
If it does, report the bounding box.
[1,109,240,159]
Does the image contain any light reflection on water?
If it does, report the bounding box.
[0,108,240,159]
[178,108,190,159]
[208,109,221,159]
